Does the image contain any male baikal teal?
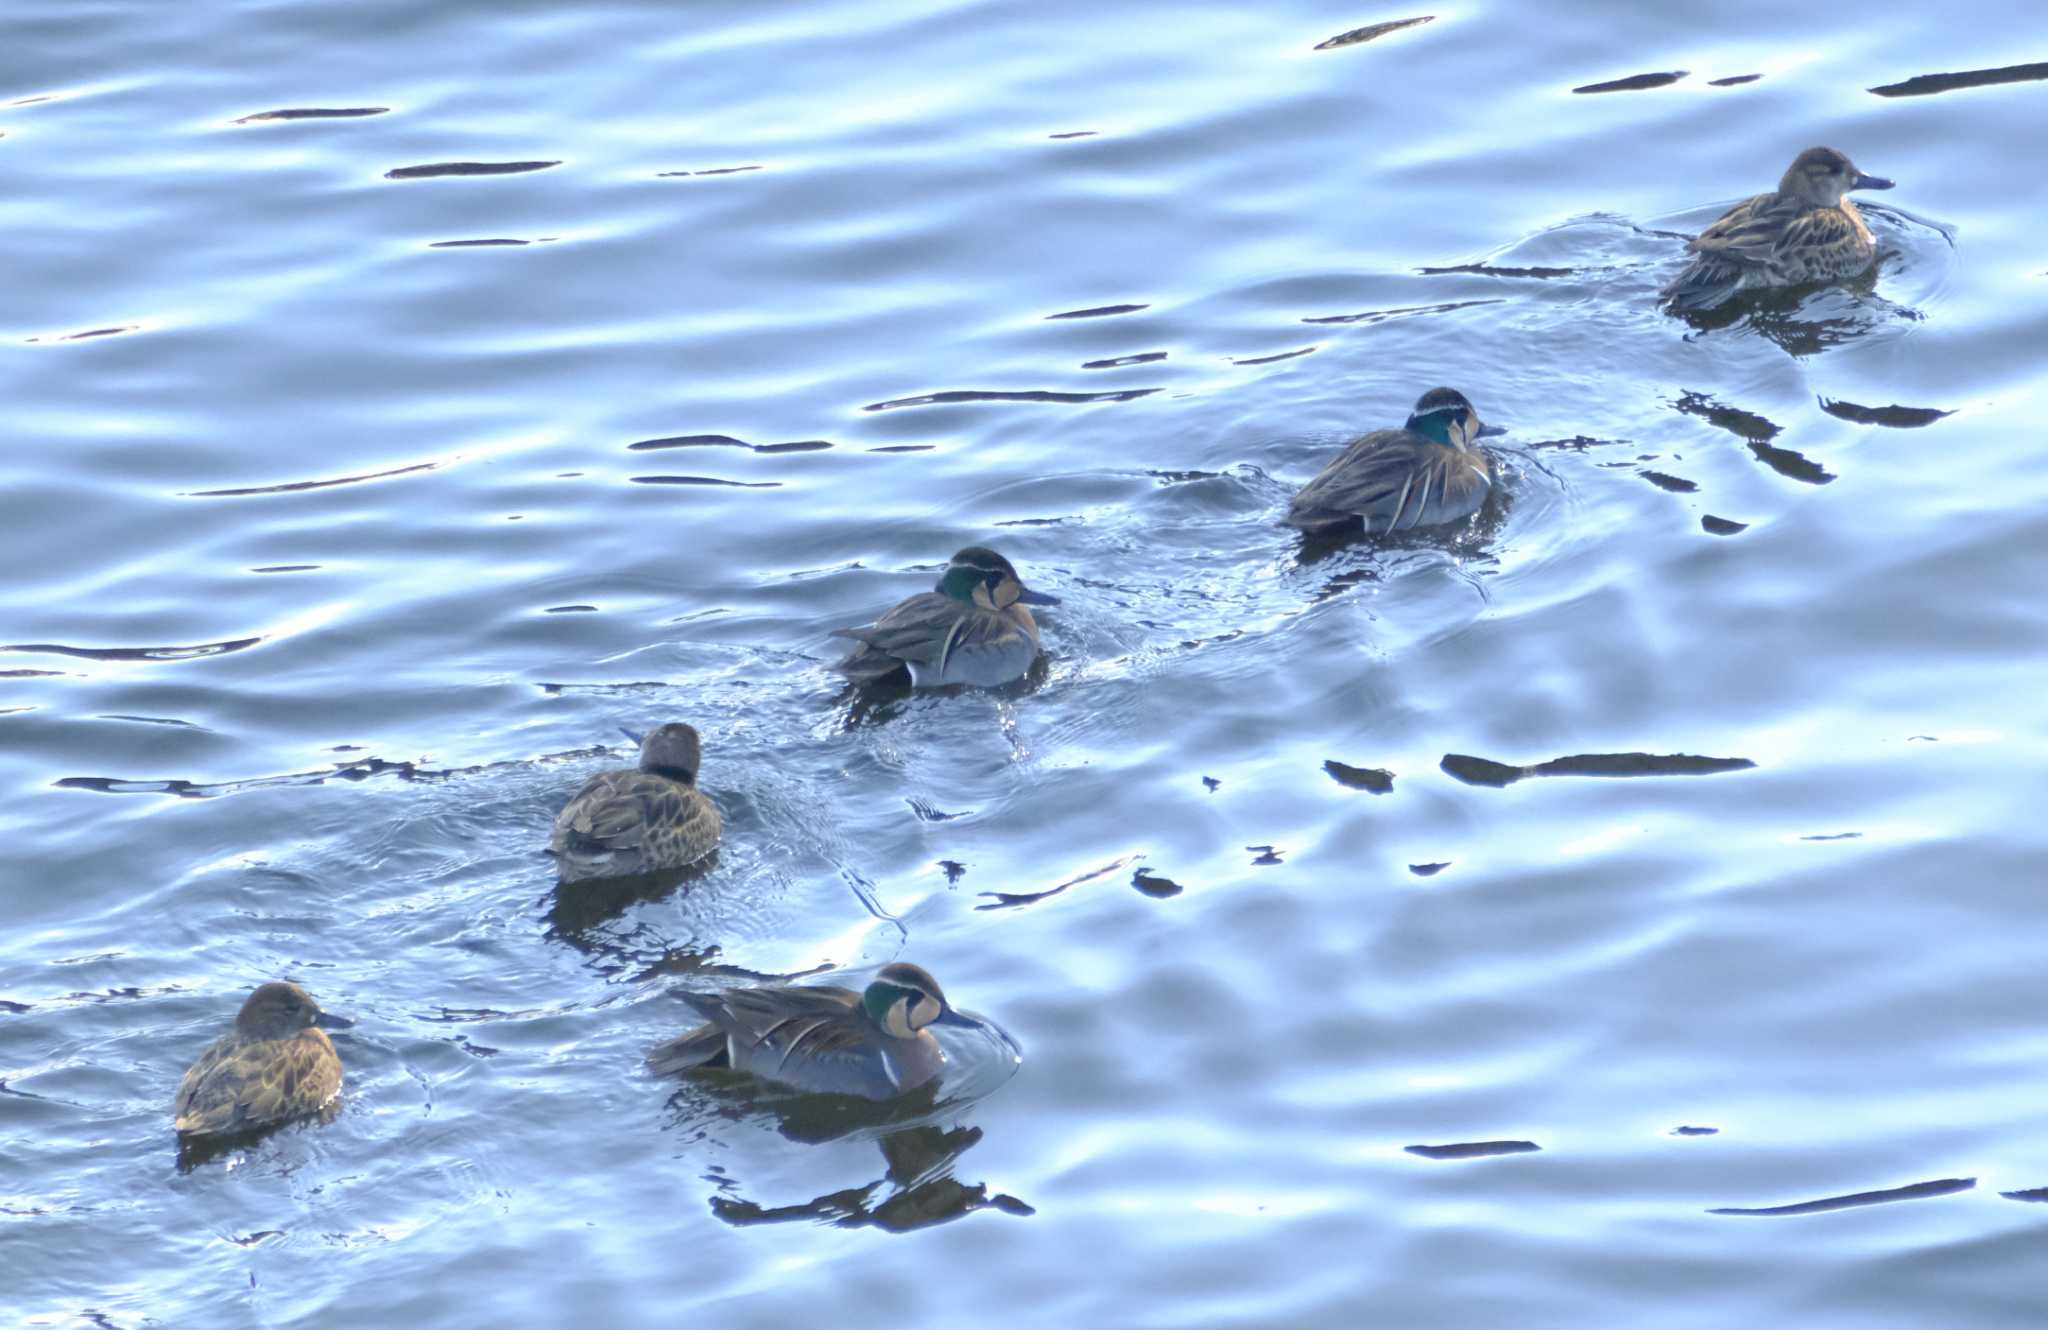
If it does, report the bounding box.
[1284,387,1503,535]
[647,963,985,1100]
[832,546,1059,687]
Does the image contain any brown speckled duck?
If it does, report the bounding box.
[549,723,721,883]
[1284,387,1503,534]
[174,981,351,1137]
[1663,146,1895,310]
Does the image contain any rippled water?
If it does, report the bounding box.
[7,1,2048,1324]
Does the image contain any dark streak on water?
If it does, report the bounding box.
[629,434,833,454]
[1640,469,1698,493]
[1573,71,1689,94]
[4,637,262,663]
[1406,1140,1542,1160]
[628,475,782,488]
[187,462,436,496]
[1312,16,1433,51]
[384,160,560,179]
[1303,298,1502,325]
[1229,346,1315,366]
[1045,303,1149,320]
[863,388,1160,410]
[1322,759,1394,793]
[1710,1177,1976,1216]
[1818,398,1954,428]
[1441,752,1756,788]
[232,107,389,124]
[1870,61,2048,97]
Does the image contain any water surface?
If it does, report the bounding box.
[6,1,2048,1325]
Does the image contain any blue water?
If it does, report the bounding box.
[7,1,2048,1325]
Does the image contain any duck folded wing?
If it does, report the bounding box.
[1287,436,1488,534]
[1686,193,1796,268]
[175,1036,338,1134]
[551,771,679,856]
[1772,206,1869,279]
[832,594,951,661]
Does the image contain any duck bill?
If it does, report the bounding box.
[1475,423,1508,438]
[618,727,645,746]
[313,1011,355,1030]
[932,1007,984,1030]
[1851,171,1894,191]
[1015,588,1060,606]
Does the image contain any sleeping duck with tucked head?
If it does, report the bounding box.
[1663,145,1895,311]
[832,546,1059,687]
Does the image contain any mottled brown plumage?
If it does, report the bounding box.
[648,962,983,1100]
[549,722,720,883]
[174,982,349,1137]
[1664,146,1894,310]
[1285,386,1500,534]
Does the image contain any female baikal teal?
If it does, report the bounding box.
[548,722,721,883]
[174,981,353,1137]
[1663,145,1895,311]
[832,546,1059,687]
[648,962,984,1101]
[1284,386,1503,535]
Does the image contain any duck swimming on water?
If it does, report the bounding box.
[832,546,1058,687]
[1663,145,1895,311]
[1284,386,1503,535]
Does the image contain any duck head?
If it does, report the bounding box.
[237,981,352,1038]
[624,722,703,784]
[1404,386,1503,448]
[1779,146,1893,207]
[936,546,1060,612]
[862,962,982,1039]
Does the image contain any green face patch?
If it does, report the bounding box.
[938,564,985,601]
[1405,406,1462,444]
[862,980,910,1025]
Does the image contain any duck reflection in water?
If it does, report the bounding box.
[707,1114,1033,1234]
[681,1080,1032,1233]
[544,855,718,937]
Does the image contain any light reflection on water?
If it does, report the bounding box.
[5,0,2048,1325]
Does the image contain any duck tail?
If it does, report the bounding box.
[647,1021,727,1076]
[1661,256,1745,311]
[830,638,909,683]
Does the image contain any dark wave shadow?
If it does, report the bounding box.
[1440,751,1754,787]
[1710,1176,1974,1216]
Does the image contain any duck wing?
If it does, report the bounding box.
[549,769,712,879]
[1770,205,1870,281]
[831,592,958,678]
[174,1032,339,1135]
[1684,191,1796,269]
[1286,431,1489,534]
[651,983,869,1076]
